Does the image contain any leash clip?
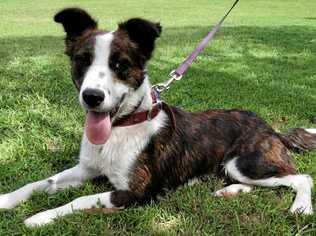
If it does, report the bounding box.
[152,70,182,93]
[169,70,183,81]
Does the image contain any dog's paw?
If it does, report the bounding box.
[290,201,313,215]
[0,193,17,209]
[24,210,57,227]
[214,184,252,198]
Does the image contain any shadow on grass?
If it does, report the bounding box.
[1,25,315,99]
[155,25,316,120]
[0,36,65,64]
[304,17,316,20]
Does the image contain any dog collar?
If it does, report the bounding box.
[112,90,176,129]
[112,102,162,127]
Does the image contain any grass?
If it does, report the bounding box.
[0,0,316,234]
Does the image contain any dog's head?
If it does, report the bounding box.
[54,8,161,112]
[54,8,161,144]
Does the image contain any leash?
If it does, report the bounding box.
[153,0,240,93]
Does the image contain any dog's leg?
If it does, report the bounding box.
[24,190,135,227]
[224,157,313,215]
[0,165,97,209]
[25,161,153,227]
[215,184,253,197]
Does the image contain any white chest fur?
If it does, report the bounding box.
[79,112,167,190]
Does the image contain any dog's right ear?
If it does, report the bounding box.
[54,8,97,55]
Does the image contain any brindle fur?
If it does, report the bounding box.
[110,108,315,207]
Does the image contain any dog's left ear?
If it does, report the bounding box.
[118,18,162,60]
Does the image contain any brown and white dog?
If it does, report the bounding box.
[0,8,315,227]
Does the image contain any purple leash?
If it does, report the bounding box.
[153,0,240,93]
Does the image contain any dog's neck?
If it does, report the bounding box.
[114,76,153,120]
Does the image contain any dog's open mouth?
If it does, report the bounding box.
[85,111,112,145]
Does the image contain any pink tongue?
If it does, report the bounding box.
[85,112,111,145]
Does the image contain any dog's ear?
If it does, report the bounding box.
[118,18,162,60]
[54,8,97,55]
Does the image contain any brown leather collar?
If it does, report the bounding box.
[112,90,176,129]
[112,102,162,127]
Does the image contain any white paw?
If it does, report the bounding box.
[215,184,252,197]
[305,128,316,134]
[0,193,17,209]
[290,201,313,215]
[187,178,200,186]
[214,189,230,197]
[24,210,57,227]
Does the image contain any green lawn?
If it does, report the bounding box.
[0,0,316,235]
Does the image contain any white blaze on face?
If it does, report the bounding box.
[79,32,130,145]
[79,32,129,112]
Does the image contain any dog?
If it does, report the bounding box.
[0,8,314,227]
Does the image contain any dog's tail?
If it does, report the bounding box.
[280,128,316,153]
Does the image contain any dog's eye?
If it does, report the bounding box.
[115,60,130,71]
[110,57,131,72]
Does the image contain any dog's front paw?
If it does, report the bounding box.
[24,210,57,227]
[0,193,17,209]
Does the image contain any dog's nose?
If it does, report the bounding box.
[82,89,105,107]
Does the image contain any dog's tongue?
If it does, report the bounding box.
[85,112,111,145]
